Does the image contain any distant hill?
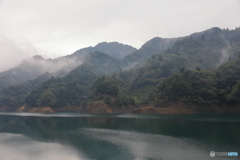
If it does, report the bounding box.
[166,27,240,70]
[23,51,122,108]
[0,55,53,89]
[0,41,135,90]
[71,42,137,59]
[0,55,82,90]
[0,26,240,113]
[94,27,240,105]
[0,72,53,108]
[0,51,122,108]
[155,57,240,110]
[121,37,178,68]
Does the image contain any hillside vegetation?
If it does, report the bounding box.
[0,27,239,113]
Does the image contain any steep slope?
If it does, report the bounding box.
[71,42,137,59]
[0,55,82,89]
[0,41,135,90]
[1,26,240,113]
[166,27,240,70]
[24,63,100,108]
[96,27,240,104]
[85,51,122,75]
[155,57,240,111]
[99,54,187,104]
[22,51,122,108]
[0,72,53,109]
[0,51,122,109]
[121,37,178,68]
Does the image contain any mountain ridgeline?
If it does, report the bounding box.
[0,27,240,113]
[0,55,83,90]
[121,37,178,68]
[155,57,240,112]
[71,42,137,59]
[166,27,240,70]
[0,42,135,90]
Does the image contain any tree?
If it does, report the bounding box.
[227,81,240,103]
[104,96,111,104]
[158,55,163,61]
[180,67,185,73]
[37,90,58,107]
[196,67,201,71]
[151,55,156,59]
[148,92,156,102]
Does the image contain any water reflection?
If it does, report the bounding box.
[0,133,87,160]
[0,112,239,160]
[79,128,210,160]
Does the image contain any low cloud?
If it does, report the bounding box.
[0,35,37,72]
[1,0,240,58]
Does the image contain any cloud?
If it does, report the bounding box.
[0,35,37,72]
[0,0,240,58]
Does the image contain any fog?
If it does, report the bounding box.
[0,35,83,73]
[217,34,232,67]
[21,55,83,76]
[1,0,240,57]
[0,133,88,160]
[0,35,37,72]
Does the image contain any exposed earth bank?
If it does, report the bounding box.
[1,101,239,114]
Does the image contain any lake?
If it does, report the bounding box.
[0,112,239,160]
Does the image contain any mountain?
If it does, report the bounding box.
[0,41,135,90]
[85,51,122,75]
[1,26,240,113]
[155,57,240,111]
[71,42,137,59]
[0,51,121,109]
[0,55,82,90]
[0,72,53,109]
[23,63,100,108]
[166,27,240,70]
[121,27,240,70]
[101,53,188,104]
[90,27,240,106]
[121,37,178,68]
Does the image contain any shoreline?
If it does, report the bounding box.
[1,103,240,114]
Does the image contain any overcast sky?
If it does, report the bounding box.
[0,0,240,71]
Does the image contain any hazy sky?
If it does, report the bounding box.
[0,0,240,71]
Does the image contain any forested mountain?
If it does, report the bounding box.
[85,51,121,75]
[90,27,240,106]
[155,57,240,107]
[0,55,82,90]
[0,51,122,108]
[24,64,99,108]
[0,42,136,90]
[0,72,53,108]
[165,27,240,70]
[121,37,178,68]
[0,26,240,113]
[102,54,188,104]
[0,55,49,89]
[71,42,137,59]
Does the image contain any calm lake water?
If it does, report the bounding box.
[0,112,239,160]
